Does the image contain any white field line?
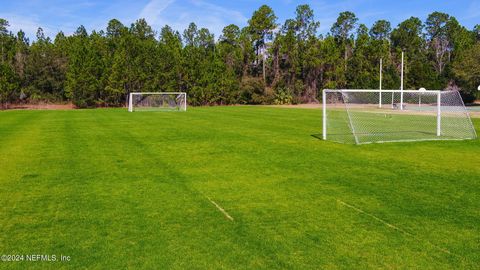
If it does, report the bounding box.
[206,196,234,221]
[337,199,458,257]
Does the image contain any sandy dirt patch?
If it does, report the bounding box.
[4,103,75,110]
[264,104,321,109]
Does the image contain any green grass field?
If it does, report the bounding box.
[0,106,479,269]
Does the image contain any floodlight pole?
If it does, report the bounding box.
[400,51,404,111]
[322,90,327,140]
[379,58,383,108]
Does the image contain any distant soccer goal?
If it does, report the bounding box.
[322,89,477,144]
[128,92,187,112]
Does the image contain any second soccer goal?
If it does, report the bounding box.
[322,89,477,144]
[128,92,187,112]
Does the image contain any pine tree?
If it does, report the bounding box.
[248,5,277,82]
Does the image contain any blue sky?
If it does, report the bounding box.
[1,0,479,40]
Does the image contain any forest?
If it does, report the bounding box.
[1,4,480,108]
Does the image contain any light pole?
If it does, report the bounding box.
[400,51,404,110]
[379,58,383,108]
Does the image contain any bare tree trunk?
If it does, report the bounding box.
[1,40,4,65]
[304,68,320,103]
[271,46,280,87]
[262,52,266,83]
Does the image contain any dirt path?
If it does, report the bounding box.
[5,103,75,110]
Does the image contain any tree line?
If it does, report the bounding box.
[1,5,480,108]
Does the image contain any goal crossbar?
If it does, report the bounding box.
[130,92,186,95]
[324,89,441,93]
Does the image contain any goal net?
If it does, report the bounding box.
[322,89,477,144]
[128,92,187,112]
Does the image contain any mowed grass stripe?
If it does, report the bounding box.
[0,111,84,270]
[101,109,336,266]
[187,108,476,268]
[215,109,476,266]
[107,109,326,269]
[62,110,233,269]
[67,110,290,269]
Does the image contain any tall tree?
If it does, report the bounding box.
[106,19,125,38]
[295,4,320,102]
[391,17,424,53]
[248,5,277,82]
[239,27,254,77]
[220,24,240,45]
[295,4,319,41]
[369,20,397,89]
[391,17,436,89]
[157,25,183,93]
[183,22,198,47]
[425,12,450,74]
[474,24,480,41]
[0,18,9,64]
[105,19,129,105]
[369,20,391,40]
[319,36,345,89]
[217,24,242,104]
[66,26,106,107]
[446,17,475,59]
[331,11,358,71]
[25,28,65,101]
[0,19,18,108]
[452,43,480,102]
[348,24,376,89]
[218,24,242,76]
[14,30,29,91]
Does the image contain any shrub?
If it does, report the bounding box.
[274,87,293,105]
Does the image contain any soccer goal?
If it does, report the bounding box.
[128,92,187,112]
[322,89,477,144]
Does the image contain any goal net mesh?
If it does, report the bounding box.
[129,93,186,112]
[324,90,476,144]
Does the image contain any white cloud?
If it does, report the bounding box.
[0,13,56,39]
[139,0,176,25]
[313,0,385,33]
[137,0,246,37]
[190,0,247,23]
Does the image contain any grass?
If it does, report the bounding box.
[0,106,479,269]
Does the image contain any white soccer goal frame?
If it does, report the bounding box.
[128,92,187,112]
[322,89,477,144]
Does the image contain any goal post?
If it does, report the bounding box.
[437,91,441,137]
[322,89,477,144]
[128,92,187,112]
